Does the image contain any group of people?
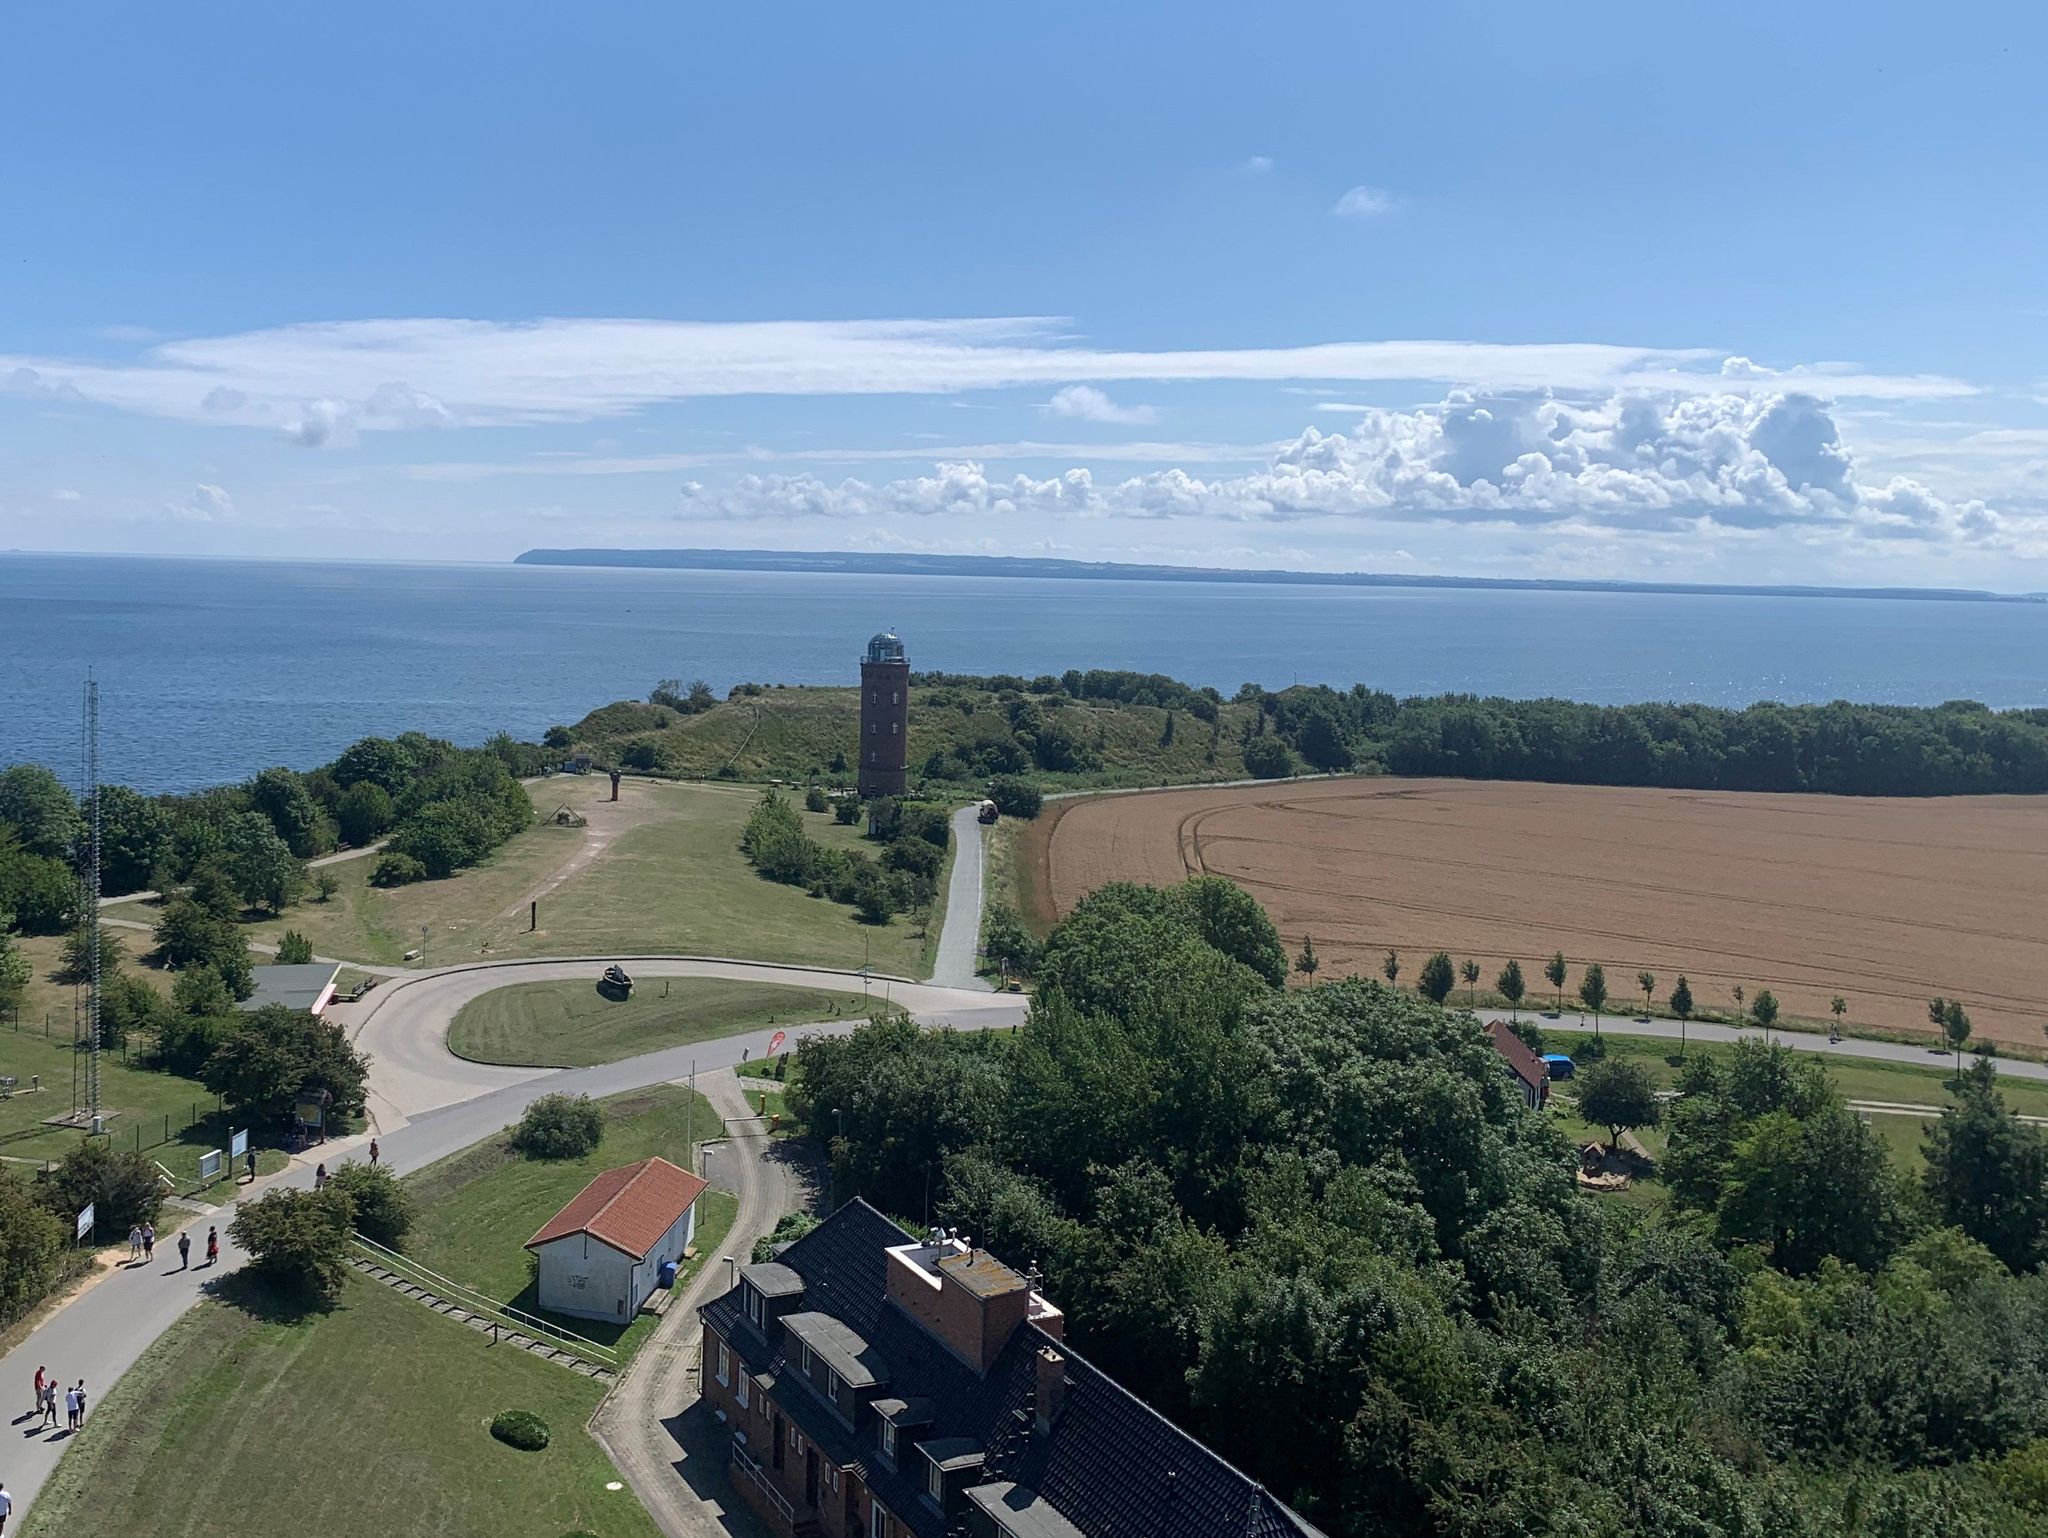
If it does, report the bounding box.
[124,1223,157,1262]
[27,1366,86,1432]
[120,1222,219,1270]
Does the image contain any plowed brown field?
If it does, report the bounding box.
[1035,777,2048,1047]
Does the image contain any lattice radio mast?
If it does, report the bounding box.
[81,674,103,1136]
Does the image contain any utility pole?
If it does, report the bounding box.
[80,675,103,1137]
[686,1059,695,1170]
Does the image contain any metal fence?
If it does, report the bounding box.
[349,1232,620,1367]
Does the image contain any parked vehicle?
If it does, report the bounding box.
[976,799,999,824]
[1540,1052,1576,1080]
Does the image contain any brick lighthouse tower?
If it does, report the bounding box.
[858,630,910,799]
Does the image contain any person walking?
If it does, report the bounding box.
[245,1148,257,1182]
[126,1225,141,1261]
[31,1364,46,1418]
[64,1382,78,1432]
[368,1137,380,1168]
[39,1378,57,1430]
[74,1380,87,1427]
[177,1229,191,1269]
[314,1163,327,1191]
[204,1226,219,1267]
[142,1222,156,1262]
[1,1476,13,1535]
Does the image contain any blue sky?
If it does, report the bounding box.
[3,3,2045,586]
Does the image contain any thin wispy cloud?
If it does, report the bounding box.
[1332,184,1396,218]
[1243,155,1274,174]
[0,317,1976,446]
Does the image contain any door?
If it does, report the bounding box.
[805,1448,820,1509]
[773,1411,785,1470]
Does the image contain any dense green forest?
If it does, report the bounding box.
[561,669,2048,797]
[791,878,2048,1537]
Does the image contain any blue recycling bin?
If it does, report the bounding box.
[658,1258,679,1289]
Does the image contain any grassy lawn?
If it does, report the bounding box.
[447,977,869,1068]
[1552,1029,2048,1120]
[1536,1028,2048,1183]
[0,1021,232,1165]
[245,777,941,977]
[403,1082,735,1360]
[20,1272,658,1538]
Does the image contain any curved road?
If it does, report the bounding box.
[928,805,993,991]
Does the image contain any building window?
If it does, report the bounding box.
[737,1372,750,1410]
[890,722,898,735]
[926,1454,945,1503]
[870,1504,887,1538]
[801,1342,814,1375]
[745,1286,763,1327]
[880,1421,897,1461]
[716,1341,729,1387]
[890,690,898,704]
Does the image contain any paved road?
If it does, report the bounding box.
[338,955,1021,1128]
[1491,1009,2048,1085]
[929,805,993,991]
[592,1068,812,1537]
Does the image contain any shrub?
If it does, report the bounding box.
[511,1093,604,1160]
[275,929,314,965]
[1242,736,1295,779]
[371,852,427,887]
[36,1141,164,1234]
[229,1186,356,1299]
[832,796,862,825]
[804,785,829,813]
[986,775,1043,819]
[490,1410,551,1451]
[326,1162,416,1248]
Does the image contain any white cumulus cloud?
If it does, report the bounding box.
[1332,185,1395,218]
[1042,385,1159,424]
[166,483,233,522]
[665,389,2029,554]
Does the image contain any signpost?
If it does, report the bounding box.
[229,1128,248,1160]
[198,1149,224,1186]
[76,1202,94,1246]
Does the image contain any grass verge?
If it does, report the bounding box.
[20,1272,658,1538]
[402,1082,735,1361]
[446,978,870,1068]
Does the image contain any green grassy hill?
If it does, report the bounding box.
[558,683,1268,790]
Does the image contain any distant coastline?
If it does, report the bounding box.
[513,547,2046,604]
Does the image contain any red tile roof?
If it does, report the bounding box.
[1486,1020,1549,1093]
[524,1156,708,1260]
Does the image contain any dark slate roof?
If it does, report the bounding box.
[784,1311,889,1389]
[742,1260,806,1298]
[701,1200,1324,1538]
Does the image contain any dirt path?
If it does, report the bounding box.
[589,1068,813,1537]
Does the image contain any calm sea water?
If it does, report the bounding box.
[4,553,2046,794]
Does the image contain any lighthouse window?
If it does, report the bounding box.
[891,722,898,735]
[890,690,898,704]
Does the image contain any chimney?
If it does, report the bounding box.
[886,1237,1033,1374]
[1033,1345,1068,1434]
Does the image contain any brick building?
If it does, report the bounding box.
[699,1200,1323,1538]
[858,630,910,800]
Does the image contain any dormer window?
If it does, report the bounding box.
[881,1421,897,1461]
[926,1454,945,1504]
[801,1342,814,1374]
[745,1286,764,1328]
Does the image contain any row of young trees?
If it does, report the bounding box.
[788,875,2048,1536]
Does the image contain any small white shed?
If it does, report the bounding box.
[524,1156,708,1323]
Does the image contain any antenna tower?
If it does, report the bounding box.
[81,675,103,1136]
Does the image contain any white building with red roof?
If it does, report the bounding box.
[524,1155,709,1323]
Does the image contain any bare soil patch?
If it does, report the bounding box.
[1040,777,2048,1047]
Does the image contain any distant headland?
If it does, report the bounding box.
[513,547,2045,604]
